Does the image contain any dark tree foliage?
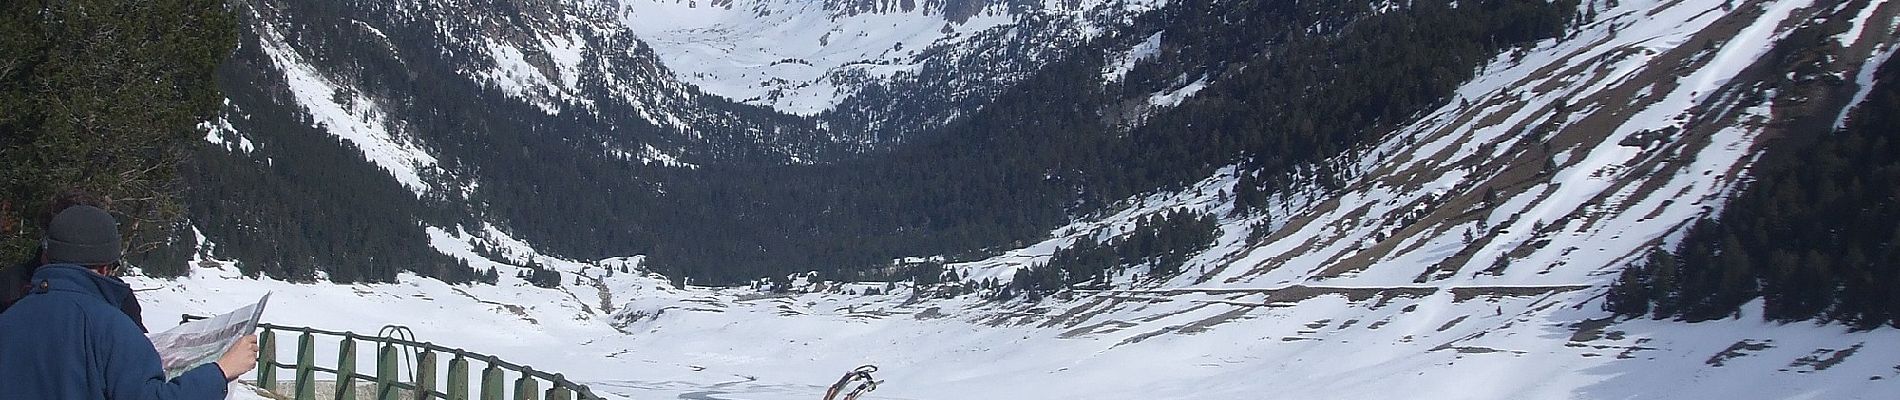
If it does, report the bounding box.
[184,117,475,283]
[0,0,238,275]
[1008,263,1063,300]
[520,266,562,289]
[1604,250,1659,317]
[1608,44,1900,329]
[908,261,948,286]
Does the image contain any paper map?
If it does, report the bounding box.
[146,293,269,379]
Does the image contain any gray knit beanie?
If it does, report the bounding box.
[44,205,121,265]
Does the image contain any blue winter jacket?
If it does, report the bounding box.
[0,265,228,399]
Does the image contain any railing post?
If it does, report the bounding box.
[414,351,437,400]
[447,355,470,400]
[378,342,400,400]
[258,328,277,392]
[295,332,315,400]
[543,374,572,400]
[481,363,505,400]
[513,370,540,400]
[338,337,358,400]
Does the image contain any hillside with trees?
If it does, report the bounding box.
[1608,36,1900,329]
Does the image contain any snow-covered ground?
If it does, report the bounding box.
[131,254,1900,400]
[149,0,1900,398]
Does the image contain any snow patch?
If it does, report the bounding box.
[477,38,564,115]
[1836,45,1896,130]
[608,143,700,169]
[1148,74,1209,108]
[1835,0,1891,49]
[1102,31,1163,83]
[199,113,254,155]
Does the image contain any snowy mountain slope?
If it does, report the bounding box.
[246,9,443,196]
[617,0,1020,115]
[232,0,836,171]
[142,0,1900,398]
[196,0,1177,274]
[912,0,1900,397]
[228,0,1165,172]
[609,0,1180,148]
[187,0,1193,286]
[618,0,1163,117]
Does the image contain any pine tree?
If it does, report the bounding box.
[1644,248,1681,318]
[0,0,238,268]
[1606,262,1650,317]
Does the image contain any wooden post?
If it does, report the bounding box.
[543,374,572,400]
[414,351,437,400]
[337,337,358,400]
[513,370,540,400]
[378,343,399,400]
[258,328,277,392]
[480,363,505,400]
[295,332,315,400]
[447,355,470,400]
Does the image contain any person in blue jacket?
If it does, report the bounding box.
[0,205,258,399]
[2,190,146,331]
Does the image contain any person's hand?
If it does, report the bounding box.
[215,335,260,381]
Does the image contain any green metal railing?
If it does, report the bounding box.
[183,315,601,400]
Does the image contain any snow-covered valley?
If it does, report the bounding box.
[147,0,1900,398]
